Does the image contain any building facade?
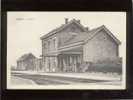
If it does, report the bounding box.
[17,53,39,71]
[40,18,121,72]
[34,58,43,71]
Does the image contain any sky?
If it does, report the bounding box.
[7,12,126,67]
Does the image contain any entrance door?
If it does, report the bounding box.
[58,54,82,72]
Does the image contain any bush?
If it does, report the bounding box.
[81,58,122,74]
[87,63,122,74]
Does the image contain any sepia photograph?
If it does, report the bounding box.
[7,12,126,89]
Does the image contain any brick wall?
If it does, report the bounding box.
[83,29,119,62]
[57,23,84,47]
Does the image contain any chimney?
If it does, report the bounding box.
[77,20,80,23]
[65,18,68,24]
[85,27,89,31]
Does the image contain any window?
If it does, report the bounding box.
[43,43,46,49]
[53,38,56,49]
[48,41,50,51]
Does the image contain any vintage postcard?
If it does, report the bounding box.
[7,12,126,89]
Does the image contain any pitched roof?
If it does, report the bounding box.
[85,25,121,45]
[40,19,88,39]
[60,25,121,47]
[17,53,36,61]
[40,18,121,49]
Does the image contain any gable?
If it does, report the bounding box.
[40,19,88,39]
[84,25,121,45]
[59,22,85,33]
[58,22,87,47]
[91,29,118,46]
[18,53,36,61]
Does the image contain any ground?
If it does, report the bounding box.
[11,76,36,85]
[11,70,122,86]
